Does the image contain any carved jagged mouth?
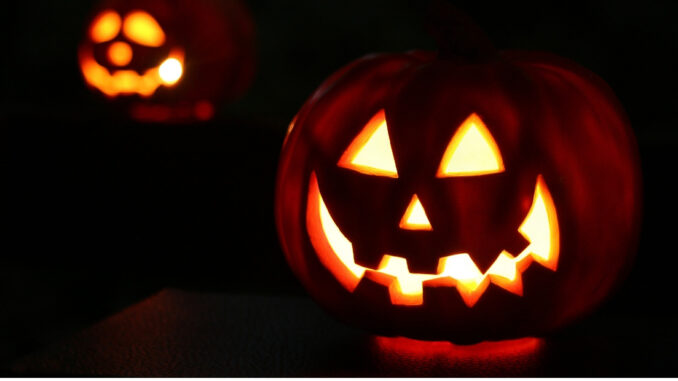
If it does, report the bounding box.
[78,47,184,97]
[306,172,560,307]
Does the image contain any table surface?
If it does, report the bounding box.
[10,288,678,377]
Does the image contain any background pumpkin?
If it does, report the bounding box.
[275,9,641,343]
[78,0,255,122]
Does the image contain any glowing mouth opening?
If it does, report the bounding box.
[78,47,184,97]
[306,172,559,307]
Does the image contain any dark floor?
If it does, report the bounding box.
[6,289,678,377]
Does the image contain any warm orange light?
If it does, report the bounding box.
[122,11,166,47]
[90,10,121,43]
[306,171,559,307]
[338,109,398,178]
[374,255,438,305]
[372,336,544,372]
[158,58,183,84]
[437,113,504,177]
[79,48,184,97]
[307,173,365,292]
[486,251,523,296]
[107,41,133,66]
[374,335,543,357]
[433,254,490,307]
[399,194,432,231]
[518,175,560,270]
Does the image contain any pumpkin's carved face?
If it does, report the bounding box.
[79,8,184,97]
[307,110,559,307]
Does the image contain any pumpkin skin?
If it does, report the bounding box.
[275,48,641,343]
[78,0,255,122]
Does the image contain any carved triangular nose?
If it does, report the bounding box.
[399,194,432,231]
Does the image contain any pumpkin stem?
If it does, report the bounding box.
[425,0,496,62]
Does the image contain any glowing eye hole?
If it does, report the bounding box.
[437,113,504,177]
[338,109,398,178]
[90,10,121,43]
[123,11,166,47]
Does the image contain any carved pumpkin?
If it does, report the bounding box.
[275,29,641,343]
[78,0,255,122]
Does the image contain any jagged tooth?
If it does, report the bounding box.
[436,254,490,307]
[487,251,524,296]
[456,277,490,307]
[388,280,424,306]
[364,268,395,287]
[365,268,425,306]
[490,271,523,296]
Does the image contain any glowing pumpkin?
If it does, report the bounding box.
[78,0,255,122]
[275,41,641,342]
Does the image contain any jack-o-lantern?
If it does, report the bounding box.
[275,17,641,343]
[78,0,255,122]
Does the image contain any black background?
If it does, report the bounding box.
[2,0,677,375]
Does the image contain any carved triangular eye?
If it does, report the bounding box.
[123,11,166,47]
[437,113,504,177]
[338,110,398,178]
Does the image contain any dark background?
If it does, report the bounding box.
[2,0,677,375]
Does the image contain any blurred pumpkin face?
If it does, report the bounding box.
[79,9,184,97]
[77,0,256,123]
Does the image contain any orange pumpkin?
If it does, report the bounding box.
[275,30,641,343]
[78,0,255,122]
